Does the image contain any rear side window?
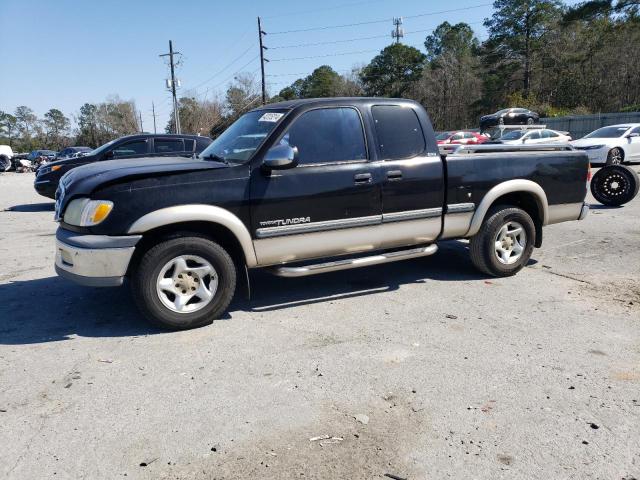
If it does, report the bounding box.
[155,139,184,153]
[372,105,425,160]
[528,131,541,139]
[280,107,367,165]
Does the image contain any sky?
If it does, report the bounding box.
[0,0,575,134]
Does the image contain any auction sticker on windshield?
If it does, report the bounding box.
[259,112,284,123]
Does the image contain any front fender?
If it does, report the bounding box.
[127,204,258,267]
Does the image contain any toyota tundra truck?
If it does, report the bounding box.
[53,98,590,330]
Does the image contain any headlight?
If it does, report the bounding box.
[63,198,114,226]
[584,144,605,150]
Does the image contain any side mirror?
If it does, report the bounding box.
[262,144,299,170]
[522,138,527,144]
[104,150,115,160]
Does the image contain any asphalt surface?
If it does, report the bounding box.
[0,169,639,479]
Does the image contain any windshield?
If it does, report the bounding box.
[500,130,526,140]
[436,132,453,140]
[90,138,120,156]
[584,126,631,139]
[199,110,287,164]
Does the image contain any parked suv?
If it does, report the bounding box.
[34,134,212,198]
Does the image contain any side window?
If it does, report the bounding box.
[540,130,551,138]
[451,132,464,140]
[183,139,195,152]
[464,132,475,139]
[528,131,541,139]
[111,140,147,157]
[630,127,640,135]
[155,139,184,153]
[280,107,367,165]
[372,105,425,160]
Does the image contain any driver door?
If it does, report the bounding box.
[249,107,383,266]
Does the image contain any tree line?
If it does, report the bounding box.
[2,0,638,151]
[0,96,139,152]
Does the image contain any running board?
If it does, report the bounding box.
[269,244,438,278]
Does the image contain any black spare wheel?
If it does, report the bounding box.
[590,165,639,206]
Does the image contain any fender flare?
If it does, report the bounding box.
[127,204,258,267]
[466,179,549,237]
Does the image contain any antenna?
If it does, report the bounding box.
[392,17,404,44]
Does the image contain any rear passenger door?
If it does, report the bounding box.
[371,105,444,246]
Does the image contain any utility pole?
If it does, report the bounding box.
[392,17,404,44]
[151,102,157,134]
[257,17,268,105]
[159,40,181,134]
[138,111,144,132]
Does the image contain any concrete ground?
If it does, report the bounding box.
[0,169,639,480]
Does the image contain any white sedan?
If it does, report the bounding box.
[570,124,640,165]
[498,128,572,145]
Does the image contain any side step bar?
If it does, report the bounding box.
[269,244,438,278]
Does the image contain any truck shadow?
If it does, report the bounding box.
[0,241,494,345]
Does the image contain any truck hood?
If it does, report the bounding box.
[57,156,229,210]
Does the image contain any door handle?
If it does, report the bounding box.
[354,173,372,184]
[386,170,403,181]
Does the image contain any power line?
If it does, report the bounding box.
[269,49,381,62]
[267,19,487,50]
[267,2,493,34]
[182,43,256,96]
[263,0,386,19]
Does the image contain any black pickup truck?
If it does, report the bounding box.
[53,98,589,330]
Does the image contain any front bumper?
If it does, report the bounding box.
[34,178,57,199]
[54,228,142,287]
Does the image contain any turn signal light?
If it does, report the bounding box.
[587,163,592,181]
[51,165,62,171]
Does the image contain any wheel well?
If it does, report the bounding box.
[490,192,544,247]
[127,221,247,275]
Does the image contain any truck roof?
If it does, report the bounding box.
[254,97,421,111]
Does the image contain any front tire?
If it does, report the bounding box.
[526,117,535,125]
[469,206,535,277]
[132,236,237,330]
[605,147,624,165]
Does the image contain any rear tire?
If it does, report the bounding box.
[469,206,535,277]
[590,165,639,206]
[526,117,534,125]
[132,236,237,330]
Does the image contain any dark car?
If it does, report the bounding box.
[57,146,93,160]
[27,150,58,161]
[34,134,212,199]
[480,108,539,132]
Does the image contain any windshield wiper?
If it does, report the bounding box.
[200,153,230,165]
